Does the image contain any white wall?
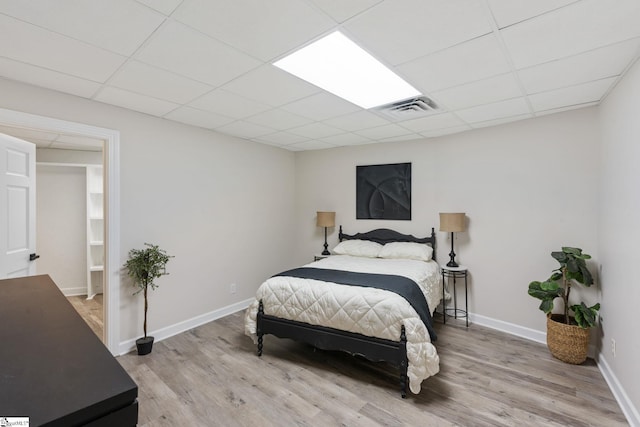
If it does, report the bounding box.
[295,108,601,334]
[36,164,87,295]
[598,58,640,423]
[0,78,296,346]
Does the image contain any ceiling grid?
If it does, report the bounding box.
[0,0,637,150]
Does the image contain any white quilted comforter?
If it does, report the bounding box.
[244,255,442,394]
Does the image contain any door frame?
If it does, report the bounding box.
[0,107,121,355]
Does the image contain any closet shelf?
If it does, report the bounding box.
[87,165,104,297]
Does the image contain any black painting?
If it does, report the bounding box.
[356,163,411,220]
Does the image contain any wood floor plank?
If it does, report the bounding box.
[117,311,628,426]
[67,294,103,341]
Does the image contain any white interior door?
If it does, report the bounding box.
[0,132,36,278]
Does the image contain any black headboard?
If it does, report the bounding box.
[338,226,436,261]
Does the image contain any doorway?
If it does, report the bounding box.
[36,160,104,340]
[0,107,121,355]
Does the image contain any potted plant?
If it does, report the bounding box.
[124,243,173,355]
[528,247,600,364]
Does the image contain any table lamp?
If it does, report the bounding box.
[316,211,335,255]
[439,212,466,267]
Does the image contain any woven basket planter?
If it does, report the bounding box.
[546,314,589,364]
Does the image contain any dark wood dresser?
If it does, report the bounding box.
[0,275,138,426]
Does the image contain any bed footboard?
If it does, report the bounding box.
[256,300,409,397]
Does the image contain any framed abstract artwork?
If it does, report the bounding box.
[356,162,411,220]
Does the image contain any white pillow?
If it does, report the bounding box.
[332,239,383,258]
[378,242,433,261]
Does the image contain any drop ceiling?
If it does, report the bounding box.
[0,124,104,151]
[0,0,638,151]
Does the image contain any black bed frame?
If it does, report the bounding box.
[256,227,436,398]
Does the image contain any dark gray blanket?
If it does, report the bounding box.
[273,267,437,341]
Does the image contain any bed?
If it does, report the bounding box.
[244,227,442,397]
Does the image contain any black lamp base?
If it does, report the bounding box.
[321,227,330,256]
[447,231,459,267]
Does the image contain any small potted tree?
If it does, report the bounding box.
[124,243,173,355]
[528,247,600,364]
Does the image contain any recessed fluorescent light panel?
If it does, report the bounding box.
[274,31,421,109]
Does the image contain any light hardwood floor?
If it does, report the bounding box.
[117,313,627,426]
[67,294,103,341]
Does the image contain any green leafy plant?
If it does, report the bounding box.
[528,247,600,329]
[124,243,173,338]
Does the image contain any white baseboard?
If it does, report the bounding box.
[597,355,640,427]
[471,312,638,427]
[60,287,88,297]
[469,312,546,344]
[117,298,254,356]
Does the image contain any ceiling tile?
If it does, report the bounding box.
[354,123,413,140]
[398,34,512,92]
[221,65,320,107]
[324,110,390,131]
[518,38,640,94]
[250,138,288,148]
[94,86,179,116]
[49,142,101,151]
[535,101,598,117]
[287,140,336,150]
[28,138,54,148]
[280,144,305,152]
[136,0,182,16]
[55,134,104,147]
[164,106,235,129]
[501,0,640,69]
[216,120,274,139]
[187,89,272,119]
[288,122,345,139]
[0,14,126,82]
[487,0,578,28]
[420,125,472,138]
[0,57,102,98]
[379,133,423,143]
[255,131,309,146]
[26,139,52,148]
[308,0,383,23]
[0,0,165,56]
[135,20,261,86]
[281,93,361,121]
[455,97,531,123]
[0,126,59,142]
[318,132,371,145]
[432,73,523,110]
[398,112,466,133]
[37,139,71,149]
[344,0,492,65]
[528,77,616,112]
[470,113,533,129]
[245,108,312,131]
[173,0,335,61]
[109,60,213,104]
